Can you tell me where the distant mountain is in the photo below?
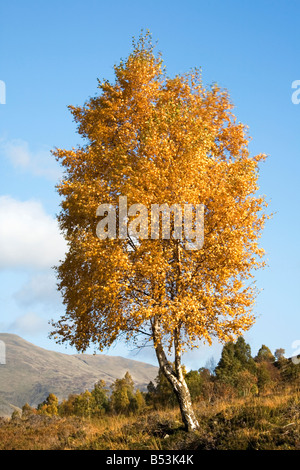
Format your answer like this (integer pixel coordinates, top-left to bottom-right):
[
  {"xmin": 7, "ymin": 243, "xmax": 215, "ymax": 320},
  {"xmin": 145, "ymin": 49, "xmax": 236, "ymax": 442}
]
[{"xmin": 0, "ymin": 333, "xmax": 158, "ymax": 417}]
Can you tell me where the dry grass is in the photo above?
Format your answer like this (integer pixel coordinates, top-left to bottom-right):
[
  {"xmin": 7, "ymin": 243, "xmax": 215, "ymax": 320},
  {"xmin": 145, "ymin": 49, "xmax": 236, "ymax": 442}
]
[{"xmin": 1, "ymin": 391, "xmax": 300, "ymax": 450}]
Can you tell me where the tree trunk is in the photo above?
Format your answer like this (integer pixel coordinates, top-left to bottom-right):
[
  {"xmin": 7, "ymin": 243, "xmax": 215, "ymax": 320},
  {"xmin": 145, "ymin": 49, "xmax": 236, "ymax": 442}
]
[
  {"xmin": 151, "ymin": 318, "xmax": 199, "ymax": 432},
  {"xmin": 171, "ymin": 373, "xmax": 199, "ymax": 432}
]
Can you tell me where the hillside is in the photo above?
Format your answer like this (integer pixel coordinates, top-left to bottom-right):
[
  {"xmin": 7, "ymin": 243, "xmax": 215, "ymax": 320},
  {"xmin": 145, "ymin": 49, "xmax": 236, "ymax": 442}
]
[{"xmin": 0, "ymin": 333, "xmax": 158, "ymax": 417}]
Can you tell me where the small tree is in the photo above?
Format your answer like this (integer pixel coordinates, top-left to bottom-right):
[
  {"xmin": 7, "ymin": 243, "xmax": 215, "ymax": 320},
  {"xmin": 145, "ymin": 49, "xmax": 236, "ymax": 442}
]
[
  {"xmin": 50, "ymin": 32, "xmax": 269, "ymax": 431},
  {"xmin": 134, "ymin": 389, "xmax": 146, "ymax": 412},
  {"xmin": 185, "ymin": 370, "xmax": 203, "ymax": 401},
  {"xmin": 74, "ymin": 390, "xmax": 95, "ymax": 418},
  {"xmin": 21, "ymin": 403, "xmax": 35, "ymax": 418},
  {"xmin": 110, "ymin": 371, "xmax": 137, "ymax": 414},
  {"xmin": 148, "ymin": 368, "xmax": 178, "ymax": 408},
  {"xmin": 234, "ymin": 337, "xmax": 257, "ymax": 374},
  {"xmin": 199, "ymin": 369, "xmax": 215, "ymax": 402},
  {"xmin": 112, "ymin": 386, "xmax": 130, "ymax": 414},
  {"xmin": 91, "ymin": 380, "xmax": 109, "ymax": 415},
  {"xmin": 215, "ymin": 341, "xmax": 241, "ymax": 386},
  {"xmin": 275, "ymin": 348, "xmax": 286, "ymax": 362},
  {"xmin": 11, "ymin": 409, "xmax": 21, "ymax": 420},
  {"xmin": 215, "ymin": 337, "xmax": 257, "ymax": 394},
  {"xmin": 235, "ymin": 370, "xmax": 258, "ymax": 397},
  {"xmin": 58, "ymin": 394, "xmax": 77, "ymax": 417},
  {"xmin": 38, "ymin": 393, "xmax": 59, "ymax": 416},
  {"xmin": 257, "ymin": 362, "xmax": 273, "ymax": 394},
  {"xmin": 255, "ymin": 345, "xmax": 275, "ymax": 363}
]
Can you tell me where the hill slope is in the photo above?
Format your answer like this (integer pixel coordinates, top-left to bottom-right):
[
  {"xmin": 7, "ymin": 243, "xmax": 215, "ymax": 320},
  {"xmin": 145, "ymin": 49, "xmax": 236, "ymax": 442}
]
[{"xmin": 0, "ymin": 333, "xmax": 158, "ymax": 417}]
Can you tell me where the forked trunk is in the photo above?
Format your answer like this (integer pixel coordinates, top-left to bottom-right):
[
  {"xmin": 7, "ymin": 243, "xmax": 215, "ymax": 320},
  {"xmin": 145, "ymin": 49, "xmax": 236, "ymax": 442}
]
[{"xmin": 152, "ymin": 319, "xmax": 199, "ymax": 432}]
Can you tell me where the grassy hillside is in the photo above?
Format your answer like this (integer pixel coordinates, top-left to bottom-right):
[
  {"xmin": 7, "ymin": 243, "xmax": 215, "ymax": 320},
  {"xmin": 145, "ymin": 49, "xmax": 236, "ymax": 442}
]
[
  {"xmin": 1, "ymin": 392, "xmax": 300, "ymax": 450},
  {"xmin": 0, "ymin": 333, "xmax": 157, "ymax": 415}
]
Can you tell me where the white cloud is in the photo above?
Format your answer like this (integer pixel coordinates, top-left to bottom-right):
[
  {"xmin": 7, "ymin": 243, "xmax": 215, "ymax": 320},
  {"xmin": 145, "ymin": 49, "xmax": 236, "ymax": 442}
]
[
  {"xmin": 0, "ymin": 195, "xmax": 67, "ymax": 270},
  {"xmin": 0, "ymin": 138, "xmax": 62, "ymax": 181},
  {"xmin": 8, "ymin": 312, "xmax": 48, "ymax": 336},
  {"xmin": 14, "ymin": 271, "xmax": 62, "ymax": 308}
]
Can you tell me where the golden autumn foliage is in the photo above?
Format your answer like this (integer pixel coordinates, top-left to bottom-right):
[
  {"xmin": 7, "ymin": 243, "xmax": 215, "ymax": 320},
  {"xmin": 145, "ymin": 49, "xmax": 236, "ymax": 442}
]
[
  {"xmin": 51, "ymin": 33, "xmax": 267, "ymax": 350},
  {"xmin": 50, "ymin": 32, "xmax": 269, "ymax": 431}
]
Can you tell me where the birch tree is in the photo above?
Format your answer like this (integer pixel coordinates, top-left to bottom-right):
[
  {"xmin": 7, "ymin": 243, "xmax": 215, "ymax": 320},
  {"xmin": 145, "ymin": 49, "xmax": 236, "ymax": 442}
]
[{"xmin": 51, "ymin": 32, "xmax": 269, "ymax": 431}]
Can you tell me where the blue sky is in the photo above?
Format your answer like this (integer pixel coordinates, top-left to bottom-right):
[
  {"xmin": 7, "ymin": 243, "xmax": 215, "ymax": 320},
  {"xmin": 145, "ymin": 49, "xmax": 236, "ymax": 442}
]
[{"xmin": 0, "ymin": 0, "xmax": 299, "ymax": 369}]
